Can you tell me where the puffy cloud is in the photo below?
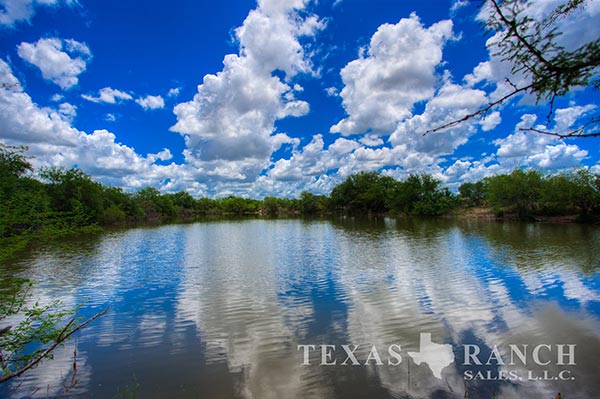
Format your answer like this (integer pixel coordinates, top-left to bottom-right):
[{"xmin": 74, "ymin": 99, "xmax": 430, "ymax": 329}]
[
  {"xmin": 526, "ymin": 143, "xmax": 588, "ymax": 169},
  {"xmin": 136, "ymin": 94, "xmax": 165, "ymax": 110},
  {"xmin": 444, "ymin": 159, "xmax": 475, "ymax": 181},
  {"xmin": 267, "ymin": 134, "xmax": 378, "ymax": 186},
  {"xmin": 279, "ymin": 99, "xmax": 309, "ymax": 118},
  {"xmin": 359, "ymin": 134, "xmax": 384, "ymax": 147},
  {"xmin": 463, "ymin": 60, "xmax": 495, "ymax": 88},
  {"xmin": 330, "ymin": 13, "xmax": 454, "ymax": 136},
  {"xmin": 57, "ymin": 102, "xmax": 76, "ymax": 121},
  {"xmin": 495, "ymin": 115, "xmax": 552, "ymax": 158},
  {"xmin": 460, "ymin": 0, "xmax": 600, "ymax": 146},
  {"xmin": 5, "ymin": 1, "xmax": 329, "ymax": 198},
  {"xmin": 442, "ymin": 157, "xmax": 502, "ymax": 185},
  {"xmin": 390, "ymin": 81, "xmax": 487, "ymax": 155},
  {"xmin": 494, "ymin": 134, "xmax": 588, "ymax": 171},
  {"xmin": 171, "ymin": 0, "xmax": 322, "ymax": 174},
  {"xmin": 4, "ymin": 1, "xmax": 597, "ymax": 199},
  {"xmin": 85, "ymin": 89, "xmax": 166, "ymax": 110},
  {"xmin": 147, "ymin": 148, "xmax": 173, "ymax": 163},
  {"xmin": 17, "ymin": 37, "xmax": 91, "ymax": 89},
  {"xmin": 266, "ymin": 133, "xmax": 444, "ymax": 192},
  {"xmin": 234, "ymin": 0, "xmax": 323, "ymax": 78},
  {"xmin": 167, "ymin": 87, "xmax": 181, "ymax": 97},
  {"xmin": 494, "ymin": 111, "xmax": 591, "ymax": 169},
  {"xmin": 0, "ymin": 0, "xmax": 75, "ymax": 27},
  {"xmin": 328, "ymin": 137, "xmax": 360, "ymax": 155},
  {"xmin": 450, "ymin": 0, "xmax": 469, "ymax": 13},
  {"xmin": 266, "ymin": 78, "xmax": 503, "ymax": 194},
  {"xmin": 82, "ymin": 87, "xmax": 133, "ymax": 104},
  {"xmin": 494, "ymin": 116, "xmax": 588, "ymax": 170},
  {"xmin": 0, "ymin": 0, "xmax": 38, "ymax": 26},
  {"xmin": 324, "ymin": 86, "xmax": 338, "ymax": 97},
  {"xmin": 0, "ymin": 58, "xmax": 186, "ymax": 190},
  {"xmin": 479, "ymin": 110, "xmax": 501, "ymax": 131},
  {"xmin": 0, "ymin": 59, "xmax": 79, "ymax": 146},
  {"xmin": 445, "ymin": 110, "xmax": 591, "ymax": 182},
  {"xmin": 269, "ymin": 135, "xmax": 338, "ymax": 182},
  {"xmin": 553, "ymin": 104, "xmax": 597, "ymax": 133}
]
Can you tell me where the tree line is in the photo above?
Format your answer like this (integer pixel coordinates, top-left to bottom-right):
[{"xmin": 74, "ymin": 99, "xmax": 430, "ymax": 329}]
[
  {"xmin": 327, "ymin": 168, "xmax": 600, "ymax": 222},
  {"xmin": 1, "ymin": 144, "xmax": 599, "ymax": 257}
]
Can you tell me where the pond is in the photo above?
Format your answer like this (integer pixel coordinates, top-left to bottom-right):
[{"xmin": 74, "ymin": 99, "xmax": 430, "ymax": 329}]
[{"xmin": 1, "ymin": 218, "xmax": 599, "ymax": 398}]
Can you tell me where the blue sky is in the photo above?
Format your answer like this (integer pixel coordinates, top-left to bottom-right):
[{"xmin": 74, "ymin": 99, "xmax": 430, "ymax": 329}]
[{"xmin": 1, "ymin": 0, "xmax": 599, "ymax": 198}]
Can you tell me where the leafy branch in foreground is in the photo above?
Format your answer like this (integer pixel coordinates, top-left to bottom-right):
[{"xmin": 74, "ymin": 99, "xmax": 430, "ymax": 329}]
[
  {"xmin": 427, "ymin": 0, "xmax": 600, "ymax": 138},
  {"xmin": 0, "ymin": 278, "xmax": 108, "ymax": 384}
]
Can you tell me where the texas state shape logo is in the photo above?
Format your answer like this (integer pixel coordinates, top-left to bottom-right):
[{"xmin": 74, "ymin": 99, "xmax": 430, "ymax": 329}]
[{"xmin": 407, "ymin": 333, "xmax": 455, "ymax": 379}]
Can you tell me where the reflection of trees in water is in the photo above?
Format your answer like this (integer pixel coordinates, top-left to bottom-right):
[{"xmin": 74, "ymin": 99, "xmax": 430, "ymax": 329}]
[
  {"xmin": 329, "ymin": 217, "xmax": 600, "ymax": 398},
  {"xmin": 3, "ymin": 219, "xmax": 600, "ymax": 398},
  {"xmin": 455, "ymin": 220, "xmax": 600, "ymax": 274}
]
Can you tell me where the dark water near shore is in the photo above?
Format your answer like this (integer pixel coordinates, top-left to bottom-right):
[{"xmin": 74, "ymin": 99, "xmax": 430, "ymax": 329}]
[{"xmin": 1, "ymin": 218, "xmax": 600, "ymax": 398}]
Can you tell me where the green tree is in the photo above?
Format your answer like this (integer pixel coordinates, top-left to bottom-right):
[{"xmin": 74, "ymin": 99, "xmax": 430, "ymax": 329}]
[
  {"xmin": 485, "ymin": 169, "xmax": 544, "ymax": 220},
  {"xmin": 569, "ymin": 169, "xmax": 600, "ymax": 219},
  {"xmin": 539, "ymin": 173, "xmax": 576, "ymax": 215},
  {"xmin": 394, "ymin": 174, "xmax": 458, "ymax": 216},
  {"xmin": 459, "ymin": 181, "xmax": 487, "ymax": 207},
  {"xmin": 0, "ymin": 144, "xmax": 32, "ymax": 179},
  {"xmin": 330, "ymin": 171, "xmax": 396, "ymax": 213},
  {"xmin": 164, "ymin": 191, "xmax": 196, "ymax": 219},
  {"xmin": 0, "ymin": 145, "xmax": 50, "ymax": 239},
  {"xmin": 429, "ymin": 0, "xmax": 600, "ymax": 138},
  {"xmin": 100, "ymin": 186, "xmax": 143, "ymax": 224},
  {"xmin": 195, "ymin": 197, "xmax": 221, "ymax": 215},
  {"xmin": 298, "ymin": 191, "xmax": 328, "ymax": 215},
  {"xmin": 40, "ymin": 167, "xmax": 105, "ymax": 225},
  {"xmin": 169, "ymin": 191, "xmax": 195, "ymax": 210},
  {"xmin": 220, "ymin": 196, "xmax": 259, "ymax": 215},
  {"xmin": 133, "ymin": 187, "xmax": 176, "ymax": 219},
  {"xmin": 262, "ymin": 196, "xmax": 283, "ymax": 216}
]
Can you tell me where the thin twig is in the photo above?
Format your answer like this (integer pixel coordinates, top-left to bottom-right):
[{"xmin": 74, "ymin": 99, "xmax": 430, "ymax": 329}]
[
  {"xmin": 519, "ymin": 117, "xmax": 600, "ymax": 138},
  {"xmin": 424, "ymin": 83, "xmax": 533, "ymax": 135},
  {"xmin": 490, "ymin": 0, "xmax": 553, "ymax": 69},
  {"xmin": 520, "ymin": 127, "xmax": 600, "ymax": 138},
  {"xmin": 0, "ymin": 307, "xmax": 109, "ymax": 384}
]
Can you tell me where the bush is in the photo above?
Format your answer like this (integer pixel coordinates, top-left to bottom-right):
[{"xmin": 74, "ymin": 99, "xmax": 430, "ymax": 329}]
[
  {"xmin": 484, "ymin": 169, "xmax": 543, "ymax": 220},
  {"xmin": 101, "ymin": 205, "xmax": 127, "ymax": 225},
  {"xmin": 330, "ymin": 171, "xmax": 396, "ymax": 213},
  {"xmin": 393, "ymin": 174, "xmax": 458, "ymax": 216},
  {"xmin": 484, "ymin": 169, "xmax": 600, "ymax": 220},
  {"xmin": 459, "ymin": 181, "xmax": 486, "ymax": 207}
]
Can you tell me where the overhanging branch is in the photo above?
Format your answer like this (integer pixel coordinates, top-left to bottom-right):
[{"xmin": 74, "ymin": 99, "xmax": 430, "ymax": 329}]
[
  {"xmin": 424, "ymin": 83, "xmax": 532, "ymax": 135},
  {"xmin": 519, "ymin": 117, "xmax": 600, "ymax": 138},
  {"xmin": 0, "ymin": 306, "xmax": 109, "ymax": 385}
]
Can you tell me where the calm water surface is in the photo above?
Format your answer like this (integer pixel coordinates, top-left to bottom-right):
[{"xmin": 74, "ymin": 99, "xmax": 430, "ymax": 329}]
[{"xmin": 1, "ymin": 218, "xmax": 599, "ymax": 398}]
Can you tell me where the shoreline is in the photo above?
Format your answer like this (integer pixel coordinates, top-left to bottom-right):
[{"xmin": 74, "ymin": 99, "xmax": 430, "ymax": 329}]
[{"xmin": 2, "ymin": 209, "xmax": 597, "ymax": 263}]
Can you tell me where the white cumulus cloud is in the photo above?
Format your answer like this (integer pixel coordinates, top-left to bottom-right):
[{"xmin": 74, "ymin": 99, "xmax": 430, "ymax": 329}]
[
  {"xmin": 390, "ymin": 80, "xmax": 487, "ymax": 155},
  {"xmin": 171, "ymin": 0, "xmax": 323, "ymax": 180},
  {"xmin": 136, "ymin": 94, "xmax": 165, "ymax": 110},
  {"xmin": 0, "ymin": 58, "xmax": 187, "ymax": 191},
  {"xmin": 167, "ymin": 87, "xmax": 181, "ymax": 97},
  {"xmin": 330, "ymin": 13, "xmax": 454, "ymax": 136},
  {"xmin": 82, "ymin": 87, "xmax": 133, "ymax": 104},
  {"xmin": 0, "ymin": 0, "xmax": 76, "ymax": 27},
  {"xmin": 17, "ymin": 37, "xmax": 91, "ymax": 89}
]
